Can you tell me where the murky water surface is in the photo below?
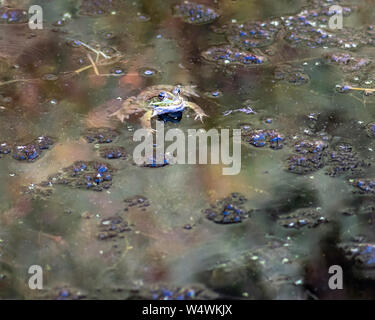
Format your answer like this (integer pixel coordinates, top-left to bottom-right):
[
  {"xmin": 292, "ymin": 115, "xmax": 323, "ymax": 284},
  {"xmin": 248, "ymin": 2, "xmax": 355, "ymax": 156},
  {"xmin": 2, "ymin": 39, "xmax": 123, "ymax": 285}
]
[{"xmin": 1, "ymin": 0, "xmax": 375, "ymax": 299}]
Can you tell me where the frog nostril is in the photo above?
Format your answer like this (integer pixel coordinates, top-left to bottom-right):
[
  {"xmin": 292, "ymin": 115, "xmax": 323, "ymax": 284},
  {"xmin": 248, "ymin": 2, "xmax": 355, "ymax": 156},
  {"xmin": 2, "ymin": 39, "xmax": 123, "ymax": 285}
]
[{"xmin": 173, "ymin": 87, "xmax": 181, "ymax": 95}]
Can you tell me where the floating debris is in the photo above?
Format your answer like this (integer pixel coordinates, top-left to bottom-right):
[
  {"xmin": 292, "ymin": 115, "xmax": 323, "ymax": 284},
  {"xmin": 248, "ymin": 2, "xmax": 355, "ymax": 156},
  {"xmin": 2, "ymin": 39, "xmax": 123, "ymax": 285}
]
[
  {"xmin": 283, "ymin": 5, "xmax": 368, "ymax": 50},
  {"xmin": 22, "ymin": 180, "xmax": 54, "ymax": 200},
  {"xmin": 130, "ymin": 284, "xmax": 218, "ymax": 300},
  {"xmin": 324, "ymin": 52, "xmax": 371, "ymax": 73},
  {"xmin": 338, "ymin": 241, "xmax": 375, "ymax": 278},
  {"xmin": 286, "ymin": 139, "xmax": 328, "ymax": 174},
  {"xmin": 277, "ymin": 208, "xmax": 329, "ymax": 229},
  {"xmin": 84, "ymin": 127, "xmax": 119, "ymax": 144},
  {"xmin": 98, "ymin": 215, "xmax": 131, "ymax": 240},
  {"xmin": 13, "ymin": 145, "xmax": 39, "ymax": 161},
  {"xmin": 0, "ymin": 142, "xmax": 11, "ymax": 157},
  {"xmin": 224, "ymin": 19, "xmax": 282, "ymax": 49},
  {"xmin": 64, "ymin": 39, "xmax": 125, "ymax": 77},
  {"xmin": 211, "ymin": 4, "xmax": 373, "ymax": 52},
  {"xmin": 99, "ymin": 146, "xmax": 126, "ymax": 160},
  {"xmin": 224, "ymin": 107, "xmax": 256, "ymax": 116},
  {"xmin": 203, "ymin": 192, "xmax": 252, "ymax": 224},
  {"xmin": 11, "ymin": 136, "xmax": 54, "ymax": 162},
  {"xmin": 242, "ymin": 128, "xmax": 284, "ymax": 149},
  {"xmin": 352, "ymin": 178, "xmax": 375, "ymax": 194},
  {"xmin": 202, "ymin": 46, "xmax": 267, "ymax": 66},
  {"xmin": 340, "ymin": 203, "xmax": 375, "ymax": 217},
  {"xmin": 172, "ymin": 2, "xmax": 219, "ymax": 25},
  {"xmin": 0, "ymin": 7, "xmax": 28, "ymax": 24},
  {"xmin": 49, "ymin": 161, "xmax": 114, "ymax": 191},
  {"xmin": 325, "ymin": 142, "xmax": 370, "ymax": 177},
  {"xmin": 286, "ymin": 138, "xmax": 370, "ymax": 177},
  {"xmin": 124, "ymin": 195, "xmax": 150, "ymax": 211},
  {"xmin": 274, "ymin": 65, "xmax": 310, "ymax": 86},
  {"xmin": 43, "ymin": 286, "xmax": 87, "ymax": 300},
  {"xmin": 78, "ymin": 0, "xmax": 122, "ymax": 16}
]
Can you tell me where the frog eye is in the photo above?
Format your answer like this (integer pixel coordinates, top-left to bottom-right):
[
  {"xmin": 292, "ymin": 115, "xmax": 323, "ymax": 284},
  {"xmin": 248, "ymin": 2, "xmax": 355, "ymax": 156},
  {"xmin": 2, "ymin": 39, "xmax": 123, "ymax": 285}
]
[{"xmin": 158, "ymin": 91, "xmax": 167, "ymax": 100}]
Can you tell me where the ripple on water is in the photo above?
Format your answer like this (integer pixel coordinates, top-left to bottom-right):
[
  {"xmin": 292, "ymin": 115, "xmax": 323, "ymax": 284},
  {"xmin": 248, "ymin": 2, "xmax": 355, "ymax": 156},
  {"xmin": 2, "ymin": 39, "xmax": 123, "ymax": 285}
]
[{"xmin": 137, "ymin": 67, "xmax": 159, "ymax": 78}]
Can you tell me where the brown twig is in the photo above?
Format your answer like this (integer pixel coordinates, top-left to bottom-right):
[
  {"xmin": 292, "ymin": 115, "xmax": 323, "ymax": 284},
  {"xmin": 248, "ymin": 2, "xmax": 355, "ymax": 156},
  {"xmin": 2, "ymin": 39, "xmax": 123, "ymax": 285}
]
[
  {"xmin": 87, "ymin": 53, "xmax": 99, "ymax": 75},
  {"xmin": 349, "ymin": 87, "xmax": 375, "ymax": 92},
  {"xmin": 64, "ymin": 54, "xmax": 126, "ymax": 77},
  {"xmin": 0, "ymin": 78, "xmax": 40, "ymax": 87}
]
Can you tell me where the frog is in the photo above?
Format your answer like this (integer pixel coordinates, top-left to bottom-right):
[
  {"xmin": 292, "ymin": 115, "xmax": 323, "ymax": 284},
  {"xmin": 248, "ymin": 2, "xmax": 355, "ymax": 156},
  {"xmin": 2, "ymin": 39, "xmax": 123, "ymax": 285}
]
[{"xmin": 109, "ymin": 85, "xmax": 208, "ymax": 132}]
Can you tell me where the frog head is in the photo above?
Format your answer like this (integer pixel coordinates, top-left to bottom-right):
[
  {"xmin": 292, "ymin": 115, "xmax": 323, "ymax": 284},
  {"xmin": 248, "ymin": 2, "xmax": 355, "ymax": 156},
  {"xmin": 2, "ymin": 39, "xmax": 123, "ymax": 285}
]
[{"xmin": 151, "ymin": 89, "xmax": 185, "ymax": 116}]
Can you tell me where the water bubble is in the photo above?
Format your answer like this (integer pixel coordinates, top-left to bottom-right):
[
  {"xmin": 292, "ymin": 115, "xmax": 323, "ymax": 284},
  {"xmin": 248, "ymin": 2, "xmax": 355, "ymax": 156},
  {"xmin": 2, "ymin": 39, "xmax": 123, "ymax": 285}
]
[
  {"xmin": 144, "ymin": 70, "xmax": 154, "ymax": 76},
  {"xmin": 52, "ymin": 19, "xmax": 67, "ymax": 27},
  {"xmin": 102, "ymin": 31, "xmax": 116, "ymax": 39},
  {"xmin": 138, "ymin": 67, "xmax": 159, "ymax": 77},
  {"xmin": 137, "ymin": 13, "xmax": 151, "ymax": 22},
  {"xmin": 204, "ymin": 90, "xmax": 222, "ymax": 98},
  {"xmin": 111, "ymin": 67, "xmax": 125, "ymax": 75},
  {"xmin": 66, "ymin": 39, "xmax": 82, "ymax": 48}
]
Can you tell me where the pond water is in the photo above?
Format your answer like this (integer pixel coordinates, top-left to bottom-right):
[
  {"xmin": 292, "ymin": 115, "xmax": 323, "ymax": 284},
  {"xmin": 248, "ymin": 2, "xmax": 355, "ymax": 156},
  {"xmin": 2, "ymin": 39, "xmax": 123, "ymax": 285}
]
[{"xmin": 1, "ymin": 0, "xmax": 375, "ymax": 299}]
